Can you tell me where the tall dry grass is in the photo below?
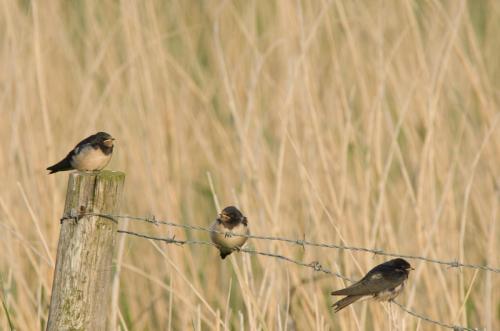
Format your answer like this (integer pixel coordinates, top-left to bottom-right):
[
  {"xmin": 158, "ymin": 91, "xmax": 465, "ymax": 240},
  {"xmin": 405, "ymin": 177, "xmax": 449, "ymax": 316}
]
[{"xmin": 0, "ymin": 0, "xmax": 499, "ymax": 330}]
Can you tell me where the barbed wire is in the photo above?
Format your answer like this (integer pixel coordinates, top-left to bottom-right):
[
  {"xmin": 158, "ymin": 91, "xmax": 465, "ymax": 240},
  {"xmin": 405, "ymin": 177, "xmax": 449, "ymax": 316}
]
[
  {"xmin": 392, "ymin": 302, "xmax": 479, "ymax": 331},
  {"xmin": 117, "ymin": 230, "xmax": 351, "ymax": 281},
  {"xmin": 116, "ymin": 229, "xmax": 480, "ymax": 331},
  {"xmin": 74, "ymin": 212, "xmax": 500, "ymax": 274}
]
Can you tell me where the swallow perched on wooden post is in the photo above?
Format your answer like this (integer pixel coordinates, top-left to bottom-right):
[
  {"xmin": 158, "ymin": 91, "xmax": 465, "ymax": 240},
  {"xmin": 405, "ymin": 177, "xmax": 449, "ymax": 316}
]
[
  {"xmin": 47, "ymin": 132, "xmax": 115, "ymax": 174},
  {"xmin": 210, "ymin": 206, "xmax": 249, "ymax": 259},
  {"xmin": 331, "ymin": 258, "xmax": 413, "ymax": 312}
]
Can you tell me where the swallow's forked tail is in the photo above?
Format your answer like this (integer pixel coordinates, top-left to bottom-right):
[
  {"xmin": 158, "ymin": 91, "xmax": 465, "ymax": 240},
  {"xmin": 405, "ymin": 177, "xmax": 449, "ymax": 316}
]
[
  {"xmin": 331, "ymin": 295, "xmax": 363, "ymax": 313},
  {"xmin": 47, "ymin": 157, "xmax": 72, "ymax": 174}
]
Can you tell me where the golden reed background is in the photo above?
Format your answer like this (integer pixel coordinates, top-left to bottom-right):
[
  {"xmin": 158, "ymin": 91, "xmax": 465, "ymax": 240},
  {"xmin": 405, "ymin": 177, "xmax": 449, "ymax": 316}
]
[{"xmin": 0, "ymin": 1, "xmax": 499, "ymax": 330}]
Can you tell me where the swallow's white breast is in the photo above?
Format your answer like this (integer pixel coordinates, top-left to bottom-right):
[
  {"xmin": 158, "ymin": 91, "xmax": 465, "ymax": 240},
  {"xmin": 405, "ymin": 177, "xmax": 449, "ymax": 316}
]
[
  {"xmin": 373, "ymin": 280, "xmax": 406, "ymax": 302},
  {"xmin": 71, "ymin": 146, "xmax": 112, "ymax": 171},
  {"xmin": 209, "ymin": 221, "xmax": 249, "ymax": 253}
]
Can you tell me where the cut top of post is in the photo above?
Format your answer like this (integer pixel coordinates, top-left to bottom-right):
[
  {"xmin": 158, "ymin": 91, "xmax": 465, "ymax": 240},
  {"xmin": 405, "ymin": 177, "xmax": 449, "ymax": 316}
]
[{"xmin": 63, "ymin": 170, "xmax": 125, "ymax": 220}]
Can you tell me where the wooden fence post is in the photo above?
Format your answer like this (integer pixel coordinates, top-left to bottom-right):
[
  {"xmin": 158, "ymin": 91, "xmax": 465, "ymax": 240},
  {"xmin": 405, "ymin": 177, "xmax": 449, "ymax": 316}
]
[{"xmin": 47, "ymin": 170, "xmax": 125, "ymax": 331}]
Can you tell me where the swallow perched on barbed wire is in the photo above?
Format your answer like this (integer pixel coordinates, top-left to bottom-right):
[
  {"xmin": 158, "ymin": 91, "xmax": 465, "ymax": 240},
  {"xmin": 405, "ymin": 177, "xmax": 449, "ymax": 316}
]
[
  {"xmin": 47, "ymin": 132, "xmax": 115, "ymax": 174},
  {"xmin": 210, "ymin": 206, "xmax": 249, "ymax": 259},
  {"xmin": 331, "ymin": 258, "xmax": 413, "ymax": 312}
]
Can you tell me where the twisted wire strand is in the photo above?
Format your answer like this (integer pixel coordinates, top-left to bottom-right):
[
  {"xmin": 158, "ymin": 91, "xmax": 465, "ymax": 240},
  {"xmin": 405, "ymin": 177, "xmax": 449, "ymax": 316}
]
[
  {"xmin": 117, "ymin": 230, "xmax": 350, "ymax": 281},
  {"xmin": 118, "ymin": 229, "xmax": 480, "ymax": 331},
  {"xmin": 75, "ymin": 212, "xmax": 500, "ymax": 274},
  {"xmin": 392, "ymin": 302, "xmax": 479, "ymax": 331}
]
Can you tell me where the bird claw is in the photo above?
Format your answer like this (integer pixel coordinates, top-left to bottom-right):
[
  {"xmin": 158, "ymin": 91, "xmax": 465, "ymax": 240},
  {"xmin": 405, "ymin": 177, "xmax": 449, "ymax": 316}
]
[{"xmin": 224, "ymin": 231, "xmax": 233, "ymax": 238}]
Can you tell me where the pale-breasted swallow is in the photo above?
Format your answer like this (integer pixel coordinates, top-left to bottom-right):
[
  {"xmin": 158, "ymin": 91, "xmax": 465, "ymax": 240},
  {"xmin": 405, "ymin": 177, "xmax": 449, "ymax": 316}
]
[
  {"xmin": 47, "ymin": 132, "xmax": 115, "ymax": 174},
  {"xmin": 210, "ymin": 206, "xmax": 249, "ymax": 259},
  {"xmin": 331, "ymin": 258, "xmax": 413, "ymax": 312}
]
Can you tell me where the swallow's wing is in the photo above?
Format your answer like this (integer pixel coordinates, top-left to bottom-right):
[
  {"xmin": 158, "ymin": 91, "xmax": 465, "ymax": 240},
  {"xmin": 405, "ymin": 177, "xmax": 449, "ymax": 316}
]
[
  {"xmin": 331, "ymin": 271, "xmax": 404, "ymax": 296},
  {"xmin": 73, "ymin": 133, "xmax": 97, "ymax": 149}
]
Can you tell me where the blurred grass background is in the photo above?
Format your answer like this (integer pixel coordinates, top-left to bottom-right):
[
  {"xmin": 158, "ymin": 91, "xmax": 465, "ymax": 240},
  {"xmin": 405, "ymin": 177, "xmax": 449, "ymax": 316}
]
[{"xmin": 0, "ymin": 0, "xmax": 499, "ymax": 330}]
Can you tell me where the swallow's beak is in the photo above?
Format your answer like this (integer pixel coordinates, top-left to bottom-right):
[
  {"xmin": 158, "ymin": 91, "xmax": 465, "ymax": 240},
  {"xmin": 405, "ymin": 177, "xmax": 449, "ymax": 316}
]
[
  {"xmin": 103, "ymin": 138, "xmax": 115, "ymax": 147},
  {"xmin": 219, "ymin": 212, "xmax": 230, "ymax": 222}
]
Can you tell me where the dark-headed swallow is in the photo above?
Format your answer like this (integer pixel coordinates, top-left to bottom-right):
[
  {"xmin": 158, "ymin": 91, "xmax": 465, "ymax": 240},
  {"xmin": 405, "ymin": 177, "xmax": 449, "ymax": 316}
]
[
  {"xmin": 47, "ymin": 132, "xmax": 115, "ymax": 174},
  {"xmin": 331, "ymin": 258, "xmax": 413, "ymax": 312},
  {"xmin": 210, "ymin": 206, "xmax": 249, "ymax": 259}
]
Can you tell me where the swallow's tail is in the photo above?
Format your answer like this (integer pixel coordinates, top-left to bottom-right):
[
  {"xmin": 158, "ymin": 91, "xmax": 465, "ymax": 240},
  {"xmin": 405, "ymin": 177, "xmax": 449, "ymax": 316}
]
[
  {"xmin": 220, "ymin": 251, "xmax": 231, "ymax": 259},
  {"xmin": 47, "ymin": 157, "xmax": 72, "ymax": 174},
  {"xmin": 332, "ymin": 295, "xmax": 363, "ymax": 313}
]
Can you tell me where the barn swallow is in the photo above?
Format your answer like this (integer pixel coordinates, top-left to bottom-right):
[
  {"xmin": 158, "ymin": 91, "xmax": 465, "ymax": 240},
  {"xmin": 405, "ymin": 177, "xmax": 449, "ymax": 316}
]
[
  {"xmin": 47, "ymin": 132, "xmax": 115, "ymax": 174},
  {"xmin": 210, "ymin": 206, "xmax": 249, "ymax": 259},
  {"xmin": 331, "ymin": 258, "xmax": 413, "ymax": 312}
]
